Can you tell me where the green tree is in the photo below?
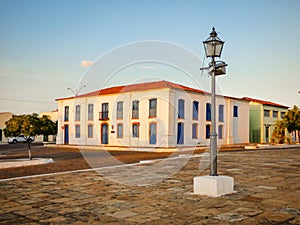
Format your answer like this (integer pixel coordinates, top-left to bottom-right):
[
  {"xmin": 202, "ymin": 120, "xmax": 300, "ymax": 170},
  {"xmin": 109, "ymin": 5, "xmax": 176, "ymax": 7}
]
[
  {"xmin": 283, "ymin": 105, "xmax": 300, "ymax": 142},
  {"xmin": 4, "ymin": 113, "xmax": 57, "ymax": 159},
  {"xmin": 4, "ymin": 113, "xmax": 57, "ymax": 137},
  {"xmin": 39, "ymin": 115, "xmax": 57, "ymax": 136},
  {"xmin": 3, "ymin": 115, "xmax": 23, "ymax": 137},
  {"xmin": 271, "ymin": 120, "xmax": 286, "ymax": 144}
]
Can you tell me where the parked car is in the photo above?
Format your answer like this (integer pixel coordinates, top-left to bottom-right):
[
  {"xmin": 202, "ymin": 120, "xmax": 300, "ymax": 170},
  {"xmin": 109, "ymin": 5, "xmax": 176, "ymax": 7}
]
[{"xmin": 7, "ymin": 135, "xmax": 35, "ymax": 144}]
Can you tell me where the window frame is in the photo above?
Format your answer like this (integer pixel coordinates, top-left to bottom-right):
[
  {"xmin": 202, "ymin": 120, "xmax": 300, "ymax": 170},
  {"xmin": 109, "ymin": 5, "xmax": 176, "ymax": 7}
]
[
  {"xmin": 233, "ymin": 105, "xmax": 238, "ymax": 117},
  {"xmin": 149, "ymin": 98, "xmax": 157, "ymax": 118},
  {"xmin": 273, "ymin": 110, "xmax": 278, "ymax": 118},
  {"xmin": 88, "ymin": 104, "xmax": 94, "ymax": 121},
  {"xmin": 218, "ymin": 125, "xmax": 223, "ymax": 139},
  {"xmin": 75, "ymin": 124, "xmax": 80, "ymax": 138},
  {"xmin": 64, "ymin": 106, "xmax": 69, "ymax": 121},
  {"xmin": 132, "ymin": 100, "xmax": 139, "ymax": 119},
  {"xmin": 264, "ymin": 109, "xmax": 270, "ymax": 117},
  {"xmin": 132, "ymin": 123, "xmax": 139, "ymax": 138},
  {"xmin": 116, "ymin": 101, "xmax": 123, "ymax": 119},
  {"xmin": 117, "ymin": 123, "xmax": 123, "ymax": 138},
  {"xmin": 192, "ymin": 101, "xmax": 199, "ymax": 120},
  {"xmin": 87, "ymin": 124, "xmax": 93, "ymax": 138},
  {"xmin": 219, "ymin": 104, "xmax": 224, "ymax": 122},
  {"xmin": 178, "ymin": 99, "xmax": 185, "ymax": 119},
  {"xmin": 192, "ymin": 123, "xmax": 198, "ymax": 139},
  {"xmin": 75, "ymin": 105, "xmax": 80, "ymax": 121},
  {"xmin": 206, "ymin": 103, "xmax": 211, "ymax": 121}
]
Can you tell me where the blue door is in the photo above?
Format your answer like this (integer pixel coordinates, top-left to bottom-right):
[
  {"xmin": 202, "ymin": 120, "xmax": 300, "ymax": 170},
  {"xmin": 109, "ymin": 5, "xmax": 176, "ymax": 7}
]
[
  {"xmin": 150, "ymin": 123, "xmax": 157, "ymax": 144},
  {"xmin": 64, "ymin": 125, "xmax": 69, "ymax": 144},
  {"xmin": 177, "ymin": 123, "xmax": 184, "ymax": 144},
  {"xmin": 101, "ymin": 123, "xmax": 109, "ymax": 144},
  {"xmin": 206, "ymin": 124, "xmax": 211, "ymax": 139}
]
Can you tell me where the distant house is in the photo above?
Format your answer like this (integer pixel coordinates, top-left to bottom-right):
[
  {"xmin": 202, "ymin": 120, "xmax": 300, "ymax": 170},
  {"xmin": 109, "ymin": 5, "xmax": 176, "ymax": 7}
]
[
  {"xmin": 0, "ymin": 112, "xmax": 13, "ymax": 142},
  {"xmin": 55, "ymin": 80, "xmax": 249, "ymax": 150},
  {"xmin": 242, "ymin": 97, "xmax": 289, "ymax": 143}
]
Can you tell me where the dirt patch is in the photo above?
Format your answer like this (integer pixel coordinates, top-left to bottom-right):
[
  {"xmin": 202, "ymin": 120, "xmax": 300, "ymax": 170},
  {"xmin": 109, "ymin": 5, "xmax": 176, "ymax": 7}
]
[{"xmin": 0, "ymin": 145, "xmax": 182, "ymax": 179}]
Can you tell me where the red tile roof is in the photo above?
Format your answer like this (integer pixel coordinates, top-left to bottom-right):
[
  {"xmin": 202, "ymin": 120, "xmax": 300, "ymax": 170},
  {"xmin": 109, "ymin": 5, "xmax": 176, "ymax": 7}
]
[
  {"xmin": 55, "ymin": 80, "xmax": 252, "ymax": 104},
  {"xmin": 56, "ymin": 80, "xmax": 209, "ymax": 101},
  {"xmin": 242, "ymin": 97, "xmax": 289, "ymax": 108}
]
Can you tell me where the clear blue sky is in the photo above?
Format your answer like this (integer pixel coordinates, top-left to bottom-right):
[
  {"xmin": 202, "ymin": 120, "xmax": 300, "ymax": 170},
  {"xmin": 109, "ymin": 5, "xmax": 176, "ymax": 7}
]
[{"xmin": 1, "ymin": 0, "xmax": 299, "ymax": 114}]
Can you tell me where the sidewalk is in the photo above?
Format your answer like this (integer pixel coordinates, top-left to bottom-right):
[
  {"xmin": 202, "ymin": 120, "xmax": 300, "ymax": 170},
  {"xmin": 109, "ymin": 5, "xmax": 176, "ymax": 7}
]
[
  {"xmin": 0, "ymin": 148, "xmax": 299, "ymax": 224},
  {"xmin": 0, "ymin": 158, "xmax": 53, "ymax": 169}
]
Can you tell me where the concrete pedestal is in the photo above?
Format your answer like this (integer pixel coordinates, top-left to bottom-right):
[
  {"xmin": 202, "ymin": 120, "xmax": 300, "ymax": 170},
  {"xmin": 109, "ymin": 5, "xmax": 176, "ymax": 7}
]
[{"xmin": 193, "ymin": 175, "xmax": 234, "ymax": 197}]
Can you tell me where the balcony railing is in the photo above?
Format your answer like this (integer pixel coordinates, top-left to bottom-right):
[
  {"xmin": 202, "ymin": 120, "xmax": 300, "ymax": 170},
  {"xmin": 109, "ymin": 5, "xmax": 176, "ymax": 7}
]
[{"xmin": 99, "ymin": 111, "xmax": 109, "ymax": 120}]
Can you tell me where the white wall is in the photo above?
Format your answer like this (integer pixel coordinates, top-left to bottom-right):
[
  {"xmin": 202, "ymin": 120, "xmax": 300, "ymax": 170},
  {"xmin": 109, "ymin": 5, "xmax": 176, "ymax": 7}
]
[{"xmin": 56, "ymin": 88, "xmax": 249, "ymax": 148}]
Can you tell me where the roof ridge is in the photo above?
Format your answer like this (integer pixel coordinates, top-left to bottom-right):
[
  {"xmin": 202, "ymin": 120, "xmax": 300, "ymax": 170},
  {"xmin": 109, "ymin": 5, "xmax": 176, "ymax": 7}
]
[{"xmin": 242, "ymin": 97, "xmax": 289, "ymax": 108}]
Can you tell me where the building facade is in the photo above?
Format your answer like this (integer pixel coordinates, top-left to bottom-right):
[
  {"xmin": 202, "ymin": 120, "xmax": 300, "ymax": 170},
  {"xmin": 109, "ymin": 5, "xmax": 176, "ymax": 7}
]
[
  {"xmin": 243, "ymin": 97, "xmax": 289, "ymax": 143},
  {"xmin": 56, "ymin": 81, "xmax": 249, "ymax": 150},
  {"xmin": 0, "ymin": 112, "xmax": 13, "ymax": 142}
]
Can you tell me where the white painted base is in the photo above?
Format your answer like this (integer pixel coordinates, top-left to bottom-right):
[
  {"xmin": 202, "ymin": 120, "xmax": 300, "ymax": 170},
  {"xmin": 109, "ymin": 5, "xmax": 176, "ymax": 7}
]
[{"xmin": 193, "ymin": 175, "xmax": 234, "ymax": 197}]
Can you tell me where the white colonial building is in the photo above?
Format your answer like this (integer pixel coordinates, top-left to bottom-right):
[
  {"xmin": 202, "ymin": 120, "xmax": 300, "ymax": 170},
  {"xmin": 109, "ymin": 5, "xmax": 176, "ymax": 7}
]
[{"xmin": 56, "ymin": 80, "xmax": 249, "ymax": 150}]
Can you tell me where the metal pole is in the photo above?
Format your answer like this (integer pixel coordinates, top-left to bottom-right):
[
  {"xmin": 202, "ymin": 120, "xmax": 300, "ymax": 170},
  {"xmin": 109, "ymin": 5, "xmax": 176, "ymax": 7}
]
[{"xmin": 210, "ymin": 57, "xmax": 218, "ymax": 176}]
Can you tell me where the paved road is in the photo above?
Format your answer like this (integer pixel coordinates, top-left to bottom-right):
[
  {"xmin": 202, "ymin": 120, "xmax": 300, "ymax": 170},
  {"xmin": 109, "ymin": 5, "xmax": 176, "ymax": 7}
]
[
  {"xmin": 0, "ymin": 147, "xmax": 299, "ymax": 224},
  {"xmin": 0, "ymin": 142, "xmax": 43, "ymax": 155}
]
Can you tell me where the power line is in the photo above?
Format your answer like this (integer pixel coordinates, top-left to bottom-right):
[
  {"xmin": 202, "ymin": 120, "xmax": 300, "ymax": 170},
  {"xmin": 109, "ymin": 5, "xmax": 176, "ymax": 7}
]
[{"xmin": 0, "ymin": 97, "xmax": 55, "ymax": 104}]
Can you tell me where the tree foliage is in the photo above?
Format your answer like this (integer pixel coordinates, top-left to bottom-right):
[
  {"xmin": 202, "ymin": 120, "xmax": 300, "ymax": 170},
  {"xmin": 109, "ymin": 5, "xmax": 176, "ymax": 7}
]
[
  {"xmin": 272, "ymin": 105, "xmax": 300, "ymax": 143},
  {"xmin": 4, "ymin": 113, "xmax": 57, "ymax": 137},
  {"xmin": 271, "ymin": 120, "xmax": 286, "ymax": 143},
  {"xmin": 283, "ymin": 105, "xmax": 300, "ymax": 134}
]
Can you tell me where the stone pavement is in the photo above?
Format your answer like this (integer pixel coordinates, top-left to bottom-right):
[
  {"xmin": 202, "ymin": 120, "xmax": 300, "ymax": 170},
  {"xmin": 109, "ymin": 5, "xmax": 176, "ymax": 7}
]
[{"xmin": 0, "ymin": 148, "xmax": 299, "ymax": 224}]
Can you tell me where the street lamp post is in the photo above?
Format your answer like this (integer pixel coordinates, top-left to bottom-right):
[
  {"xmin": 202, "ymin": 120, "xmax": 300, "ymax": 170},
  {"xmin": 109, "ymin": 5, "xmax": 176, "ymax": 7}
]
[
  {"xmin": 194, "ymin": 27, "xmax": 233, "ymax": 197},
  {"xmin": 203, "ymin": 27, "xmax": 226, "ymax": 176},
  {"xmin": 67, "ymin": 85, "xmax": 86, "ymax": 96}
]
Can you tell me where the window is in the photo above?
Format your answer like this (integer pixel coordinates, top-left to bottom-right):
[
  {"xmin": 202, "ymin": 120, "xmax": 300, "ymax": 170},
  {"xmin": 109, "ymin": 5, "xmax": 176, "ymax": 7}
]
[
  {"xmin": 219, "ymin": 104, "xmax": 224, "ymax": 122},
  {"xmin": 88, "ymin": 104, "xmax": 94, "ymax": 121},
  {"xmin": 88, "ymin": 124, "xmax": 93, "ymax": 138},
  {"xmin": 132, "ymin": 100, "xmax": 139, "ymax": 119},
  {"xmin": 116, "ymin": 102, "xmax": 123, "ymax": 119},
  {"xmin": 206, "ymin": 124, "xmax": 211, "ymax": 139},
  {"xmin": 64, "ymin": 106, "xmax": 69, "ymax": 121},
  {"xmin": 273, "ymin": 111, "xmax": 278, "ymax": 118},
  {"xmin": 206, "ymin": 103, "xmax": 211, "ymax": 121},
  {"xmin": 280, "ymin": 112, "xmax": 286, "ymax": 118},
  {"xmin": 192, "ymin": 123, "xmax": 198, "ymax": 139},
  {"xmin": 75, "ymin": 125, "xmax": 80, "ymax": 138},
  {"xmin": 149, "ymin": 98, "xmax": 157, "ymax": 118},
  {"xmin": 193, "ymin": 101, "xmax": 199, "ymax": 120},
  {"xmin": 100, "ymin": 103, "xmax": 109, "ymax": 120},
  {"xmin": 264, "ymin": 109, "xmax": 270, "ymax": 117},
  {"xmin": 218, "ymin": 125, "xmax": 223, "ymax": 139},
  {"xmin": 233, "ymin": 106, "xmax": 238, "ymax": 117},
  {"xmin": 117, "ymin": 124, "xmax": 123, "ymax": 138},
  {"xmin": 75, "ymin": 105, "xmax": 80, "ymax": 121},
  {"xmin": 178, "ymin": 99, "xmax": 185, "ymax": 119},
  {"xmin": 132, "ymin": 123, "xmax": 139, "ymax": 137}
]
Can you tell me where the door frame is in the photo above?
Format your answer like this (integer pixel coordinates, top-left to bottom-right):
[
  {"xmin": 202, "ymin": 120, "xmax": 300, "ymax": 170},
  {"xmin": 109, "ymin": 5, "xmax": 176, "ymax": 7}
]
[
  {"xmin": 101, "ymin": 123, "xmax": 109, "ymax": 144},
  {"xmin": 149, "ymin": 123, "xmax": 157, "ymax": 144},
  {"xmin": 177, "ymin": 122, "xmax": 184, "ymax": 144},
  {"xmin": 64, "ymin": 125, "xmax": 69, "ymax": 144}
]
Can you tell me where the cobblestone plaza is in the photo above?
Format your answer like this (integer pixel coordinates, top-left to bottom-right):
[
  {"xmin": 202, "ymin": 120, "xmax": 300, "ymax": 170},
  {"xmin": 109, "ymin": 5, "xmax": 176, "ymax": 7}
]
[{"xmin": 0, "ymin": 148, "xmax": 299, "ymax": 224}]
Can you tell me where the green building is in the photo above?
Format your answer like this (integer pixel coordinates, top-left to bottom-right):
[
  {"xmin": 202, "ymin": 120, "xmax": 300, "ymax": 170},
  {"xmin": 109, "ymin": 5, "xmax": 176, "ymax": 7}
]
[{"xmin": 243, "ymin": 97, "xmax": 289, "ymax": 143}]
